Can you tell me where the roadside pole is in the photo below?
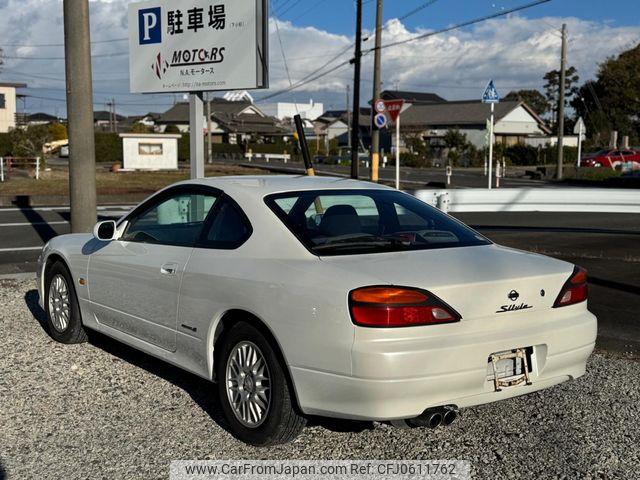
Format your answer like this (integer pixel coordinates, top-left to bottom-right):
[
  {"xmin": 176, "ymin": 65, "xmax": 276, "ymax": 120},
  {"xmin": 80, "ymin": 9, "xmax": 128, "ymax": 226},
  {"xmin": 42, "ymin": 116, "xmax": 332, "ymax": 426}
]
[
  {"xmin": 63, "ymin": 0, "xmax": 97, "ymax": 233},
  {"xmin": 190, "ymin": 93, "xmax": 205, "ymax": 179},
  {"xmin": 556, "ymin": 23, "xmax": 567, "ymax": 180},
  {"xmin": 488, "ymin": 102, "xmax": 494, "ymax": 190},
  {"xmin": 207, "ymin": 93, "xmax": 213, "ymax": 164},
  {"xmin": 395, "ymin": 114, "xmax": 400, "ymax": 189},
  {"xmin": 574, "ymin": 116, "xmax": 585, "ymax": 168},
  {"xmin": 350, "ymin": 0, "xmax": 363, "ymax": 179},
  {"xmin": 370, "ymin": 0, "xmax": 383, "ymax": 182},
  {"xmin": 482, "ymin": 80, "xmax": 500, "ymax": 190}
]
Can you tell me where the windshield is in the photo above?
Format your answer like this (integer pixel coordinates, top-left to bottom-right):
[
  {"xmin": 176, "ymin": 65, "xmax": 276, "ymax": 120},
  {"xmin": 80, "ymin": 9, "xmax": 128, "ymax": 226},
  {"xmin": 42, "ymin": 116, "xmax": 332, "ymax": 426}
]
[{"xmin": 265, "ymin": 189, "xmax": 491, "ymax": 256}]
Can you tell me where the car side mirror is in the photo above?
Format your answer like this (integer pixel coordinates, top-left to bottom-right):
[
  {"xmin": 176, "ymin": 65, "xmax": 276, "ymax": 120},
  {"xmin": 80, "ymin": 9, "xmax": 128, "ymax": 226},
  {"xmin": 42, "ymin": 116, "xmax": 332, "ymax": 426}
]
[{"xmin": 93, "ymin": 220, "xmax": 117, "ymax": 241}]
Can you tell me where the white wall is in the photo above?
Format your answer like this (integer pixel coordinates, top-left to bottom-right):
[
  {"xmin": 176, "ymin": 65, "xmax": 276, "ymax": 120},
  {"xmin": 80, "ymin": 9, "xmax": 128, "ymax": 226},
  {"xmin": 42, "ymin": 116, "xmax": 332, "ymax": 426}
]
[
  {"xmin": 494, "ymin": 106, "xmax": 546, "ymax": 135},
  {"xmin": 121, "ymin": 134, "xmax": 181, "ymax": 170},
  {"xmin": 261, "ymin": 101, "xmax": 324, "ymax": 120},
  {"xmin": 0, "ymin": 86, "xmax": 18, "ymax": 133}
]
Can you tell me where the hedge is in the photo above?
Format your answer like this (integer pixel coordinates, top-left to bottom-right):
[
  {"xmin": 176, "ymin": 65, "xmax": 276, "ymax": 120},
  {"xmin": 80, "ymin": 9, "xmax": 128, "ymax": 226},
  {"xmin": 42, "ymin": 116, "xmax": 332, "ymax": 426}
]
[
  {"xmin": 0, "ymin": 133, "xmax": 11, "ymax": 156},
  {"xmin": 94, "ymin": 133, "xmax": 123, "ymax": 163}
]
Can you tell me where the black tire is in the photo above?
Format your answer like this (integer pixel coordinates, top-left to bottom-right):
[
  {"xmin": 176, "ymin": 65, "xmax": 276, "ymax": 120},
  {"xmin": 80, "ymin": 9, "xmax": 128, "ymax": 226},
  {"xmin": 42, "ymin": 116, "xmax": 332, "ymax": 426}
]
[
  {"xmin": 44, "ymin": 261, "xmax": 88, "ymax": 344},
  {"xmin": 216, "ymin": 322, "xmax": 306, "ymax": 446}
]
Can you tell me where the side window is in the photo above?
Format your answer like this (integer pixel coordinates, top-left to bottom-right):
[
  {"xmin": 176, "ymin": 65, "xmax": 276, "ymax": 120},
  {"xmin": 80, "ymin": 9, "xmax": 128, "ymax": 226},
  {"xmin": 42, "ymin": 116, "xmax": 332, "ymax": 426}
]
[
  {"xmin": 200, "ymin": 200, "xmax": 251, "ymax": 249},
  {"xmin": 122, "ymin": 191, "xmax": 218, "ymax": 246},
  {"xmin": 0, "ymin": 94, "xmax": 5, "ymax": 109}
]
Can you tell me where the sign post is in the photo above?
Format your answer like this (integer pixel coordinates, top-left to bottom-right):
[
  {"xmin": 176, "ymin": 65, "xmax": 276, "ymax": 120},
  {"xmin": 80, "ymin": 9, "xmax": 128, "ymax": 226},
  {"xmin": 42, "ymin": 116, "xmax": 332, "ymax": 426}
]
[
  {"xmin": 128, "ymin": 0, "xmax": 268, "ymax": 179},
  {"xmin": 383, "ymin": 99, "xmax": 407, "ymax": 190},
  {"xmin": 482, "ymin": 80, "xmax": 500, "ymax": 190},
  {"xmin": 574, "ymin": 116, "xmax": 586, "ymax": 168}
]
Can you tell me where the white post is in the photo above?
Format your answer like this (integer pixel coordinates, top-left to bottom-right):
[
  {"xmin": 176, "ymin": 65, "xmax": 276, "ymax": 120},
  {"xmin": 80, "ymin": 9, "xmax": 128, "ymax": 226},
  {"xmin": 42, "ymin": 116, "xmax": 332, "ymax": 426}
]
[
  {"xmin": 577, "ymin": 122, "xmax": 583, "ymax": 168},
  {"xmin": 36, "ymin": 156, "xmax": 40, "ymax": 180},
  {"xmin": 0, "ymin": 157, "xmax": 3, "ymax": 182},
  {"xmin": 488, "ymin": 102, "xmax": 494, "ymax": 190},
  {"xmin": 495, "ymin": 161, "xmax": 500, "ymax": 188},
  {"xmin": 395, "ymin": 115, "xmax": 400, "ymax": 190},
  {"xmin": 189, "ymin": 92, "xmax": 205, "ymax": 179},
  {"xmin": 446, "ymin": 165, "xmax": 452, "ymax": 185}
]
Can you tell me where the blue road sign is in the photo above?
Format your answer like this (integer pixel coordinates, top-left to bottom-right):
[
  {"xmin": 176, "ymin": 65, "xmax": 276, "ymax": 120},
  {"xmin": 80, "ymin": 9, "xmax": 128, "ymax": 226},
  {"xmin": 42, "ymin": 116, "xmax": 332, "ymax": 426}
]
[
  {"xmin": 138, "ymin": 7, "xmax": 162, "ymax": 45},
  {"xmin": 482, "ymin": 80, "xmax": 500, "ymax": 104},
  {"xmin": 374, "ymin": 113, "xmax": 387, "ymax": 129}
]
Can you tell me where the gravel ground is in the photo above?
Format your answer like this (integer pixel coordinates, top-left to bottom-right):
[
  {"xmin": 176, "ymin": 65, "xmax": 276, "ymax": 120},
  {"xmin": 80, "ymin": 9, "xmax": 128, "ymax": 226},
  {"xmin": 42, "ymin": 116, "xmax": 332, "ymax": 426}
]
[{"xmin": 1, "ymin": 279, "xmax": 639, "ymax": 480}]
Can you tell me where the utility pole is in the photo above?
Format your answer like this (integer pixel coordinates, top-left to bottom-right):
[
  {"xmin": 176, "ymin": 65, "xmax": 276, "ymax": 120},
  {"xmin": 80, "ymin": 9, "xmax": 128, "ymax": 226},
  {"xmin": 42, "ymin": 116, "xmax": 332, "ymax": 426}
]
[
  {"xmin": 206, "ymin": 93, "xmax": 213, "ymax": 164},
  {"xmin": 346, "ymin": 85, "xmax": 351, "ymax": 149},
  {"xmin": 350, "ymin": 0, "xmax": 363, "ymax": 179},
  {"xmin": 556, "ymin": 23, "xmax": 567, "ymax": 180},
  {"xmin": 63, "ymin": 0, "xmax": 96, "ymax": 233},
  {"xmin": 370, "ymin": 0, "xmax": 383, "ymax": 182}
]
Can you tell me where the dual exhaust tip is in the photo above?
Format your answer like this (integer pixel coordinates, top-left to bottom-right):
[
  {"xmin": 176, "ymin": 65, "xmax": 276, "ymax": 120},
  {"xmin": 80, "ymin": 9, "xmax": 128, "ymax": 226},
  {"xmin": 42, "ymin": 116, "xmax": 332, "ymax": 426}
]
[{"xmin": 406, "ymin": 406, "xmax": 457, "ymax": 429}]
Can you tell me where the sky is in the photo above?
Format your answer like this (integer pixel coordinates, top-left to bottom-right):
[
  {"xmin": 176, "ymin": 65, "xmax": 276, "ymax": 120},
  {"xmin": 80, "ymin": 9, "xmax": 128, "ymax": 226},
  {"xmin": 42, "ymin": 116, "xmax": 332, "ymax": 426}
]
[{"xmin": 0, "ymin": 0, "xmax": 639, "ymax": 117}]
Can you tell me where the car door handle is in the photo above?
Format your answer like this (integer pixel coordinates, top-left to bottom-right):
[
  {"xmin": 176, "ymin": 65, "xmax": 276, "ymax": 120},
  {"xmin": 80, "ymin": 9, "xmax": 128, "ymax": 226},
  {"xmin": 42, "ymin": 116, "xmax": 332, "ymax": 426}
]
[{"xmin": 160, "ymin": 263, "xmax": 178, "ymax": 276}]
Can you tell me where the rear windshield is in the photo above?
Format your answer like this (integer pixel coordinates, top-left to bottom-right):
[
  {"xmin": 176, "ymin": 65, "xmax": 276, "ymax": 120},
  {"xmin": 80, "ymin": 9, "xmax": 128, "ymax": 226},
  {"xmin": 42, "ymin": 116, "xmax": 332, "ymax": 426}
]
[{"xmin": 265, "ymin": 189, "xmax": 491, "ymax": 256}]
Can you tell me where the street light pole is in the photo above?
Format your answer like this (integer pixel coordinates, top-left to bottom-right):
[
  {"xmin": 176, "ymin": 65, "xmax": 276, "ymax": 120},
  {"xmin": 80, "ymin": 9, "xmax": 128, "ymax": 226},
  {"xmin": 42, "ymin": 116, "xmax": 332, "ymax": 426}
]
[
  {"xmin": 63, "ymin": 0, "xmax": 96, "ymax": 233},
  {"xmin": 350, "ymin": 0, "xmax": 363, "ymax": 179}
]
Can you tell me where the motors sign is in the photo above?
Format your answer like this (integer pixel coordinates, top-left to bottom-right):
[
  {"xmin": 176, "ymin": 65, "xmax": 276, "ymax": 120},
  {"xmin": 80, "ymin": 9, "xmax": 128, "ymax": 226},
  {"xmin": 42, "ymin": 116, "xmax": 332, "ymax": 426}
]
[{"xmin": 128, "ymin": 0, "xmax": 268, "ymax": 93}]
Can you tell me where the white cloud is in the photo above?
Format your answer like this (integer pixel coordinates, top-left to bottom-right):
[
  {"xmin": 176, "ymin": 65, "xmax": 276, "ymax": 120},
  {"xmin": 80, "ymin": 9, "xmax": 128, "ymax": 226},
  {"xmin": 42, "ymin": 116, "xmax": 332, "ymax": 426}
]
[{"xmin": 0, "ymin": 1, "xmax": 638, "ymax": 115}]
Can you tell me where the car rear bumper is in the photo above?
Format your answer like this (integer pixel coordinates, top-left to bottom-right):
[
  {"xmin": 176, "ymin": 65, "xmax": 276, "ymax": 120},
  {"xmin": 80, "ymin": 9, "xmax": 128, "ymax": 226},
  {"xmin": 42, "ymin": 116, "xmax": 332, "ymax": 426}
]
[{"xmin": 290, "ymin": 307, "xmax": 596, "ymax": 420}]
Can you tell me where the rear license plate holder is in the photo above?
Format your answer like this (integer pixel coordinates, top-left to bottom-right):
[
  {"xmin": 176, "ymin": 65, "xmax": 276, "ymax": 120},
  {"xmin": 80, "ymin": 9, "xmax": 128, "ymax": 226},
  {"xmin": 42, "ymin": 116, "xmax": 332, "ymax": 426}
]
[{"xmin": 488, "ymin": 348, "xmax": 533, "ymax": 392}]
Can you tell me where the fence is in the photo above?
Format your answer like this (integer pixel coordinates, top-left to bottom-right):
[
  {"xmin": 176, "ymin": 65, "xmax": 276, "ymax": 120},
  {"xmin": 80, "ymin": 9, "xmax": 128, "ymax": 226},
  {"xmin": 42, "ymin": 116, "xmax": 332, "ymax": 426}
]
[{"xmin": 0, "ymin": 156, "xmax": 41, "ymax": 182}]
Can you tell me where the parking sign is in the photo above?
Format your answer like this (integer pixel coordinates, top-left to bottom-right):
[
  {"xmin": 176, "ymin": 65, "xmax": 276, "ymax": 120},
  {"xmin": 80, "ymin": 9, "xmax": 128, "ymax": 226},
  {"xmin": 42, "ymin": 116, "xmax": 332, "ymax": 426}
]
[{"xmin": 128, "ymin": 0, "xmax": 269, "ymax": 93}]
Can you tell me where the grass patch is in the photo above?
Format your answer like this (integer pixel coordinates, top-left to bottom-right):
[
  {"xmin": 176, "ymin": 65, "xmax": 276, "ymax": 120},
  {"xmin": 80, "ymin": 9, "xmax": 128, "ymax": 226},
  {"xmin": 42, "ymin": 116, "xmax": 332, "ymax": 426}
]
[{"xmin": 0, "ymin": 164, "xmax": 270, "ymax": 197}]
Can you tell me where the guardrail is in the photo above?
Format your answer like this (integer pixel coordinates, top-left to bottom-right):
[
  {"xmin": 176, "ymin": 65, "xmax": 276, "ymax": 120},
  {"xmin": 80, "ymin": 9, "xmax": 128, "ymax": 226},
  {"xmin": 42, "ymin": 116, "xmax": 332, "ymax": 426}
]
[
  {"xmin": 413, "ymin": 188, "xmax": 640, "ymax": 214},
  {"xmin": 244, "ymin": 152, "xmax": 291, "ymax": 163},
  {"xmin": 0, "ymin": 157, "xmax": 41, "ymax": 182}
]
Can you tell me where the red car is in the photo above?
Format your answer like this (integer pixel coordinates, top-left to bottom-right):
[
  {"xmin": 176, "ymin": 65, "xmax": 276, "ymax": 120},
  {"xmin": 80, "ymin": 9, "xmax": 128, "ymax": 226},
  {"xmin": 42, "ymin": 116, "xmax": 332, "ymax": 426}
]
[{"xmin": 581, "ymin": 149, "xmax": 640, "ymax": 168}]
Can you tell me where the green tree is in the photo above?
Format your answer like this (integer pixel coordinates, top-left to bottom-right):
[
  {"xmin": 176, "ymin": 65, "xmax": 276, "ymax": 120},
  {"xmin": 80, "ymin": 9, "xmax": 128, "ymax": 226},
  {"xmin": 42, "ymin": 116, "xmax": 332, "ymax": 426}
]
[
  {"xmin": 164, "ymin": 124, "xmax": 181, "ymax": 133},
  {"xmin": 571, "ymin": 43, "xmax": 640, "ymax": 145},
  {"xmin": 130, "ymin": 122, "xmax": 152, "ymax": 133},
  {"xmin": 9, "ymin": 125, "xmax": 51, "ymax": 157},
  {"xmin": 443, "ymin": 129, "xmax": 472, "ymax": 166},
  {"xmin": 543, "ymin": 66, "xmax": 580, "ymax": 129},
  {"xmin": 48, "ymin": 122, "xmax": 68, "ymax": 141},
  {"xmin": 504, "ymin": 89, "xmax": 549, "ymax": 116}
]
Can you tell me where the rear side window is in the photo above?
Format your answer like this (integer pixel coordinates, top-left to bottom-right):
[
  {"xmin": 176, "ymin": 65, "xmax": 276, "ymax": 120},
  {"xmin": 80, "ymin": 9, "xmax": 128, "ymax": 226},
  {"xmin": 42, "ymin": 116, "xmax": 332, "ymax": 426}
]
[
  {"xmin": 198, "ymin": 199, "xmax": 252, "ymax": 249},
  {"xmin": 266, "ymin": 189, "xmax": 490, "ymax": 256}
]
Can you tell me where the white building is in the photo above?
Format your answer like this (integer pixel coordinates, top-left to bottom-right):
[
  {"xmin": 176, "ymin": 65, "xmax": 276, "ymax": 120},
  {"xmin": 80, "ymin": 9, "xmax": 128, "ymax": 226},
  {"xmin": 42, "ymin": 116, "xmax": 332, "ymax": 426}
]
[
  {"xmin": 119, "ymin": 133, "xmax": 181, "ymax": 170},
  {"xmin": 261, "ymin": 100, "xmax": 324, "ymax": 121},
  {"xmin": 0, "ymin": 83, "xmax": 27, "ymax": 133}
]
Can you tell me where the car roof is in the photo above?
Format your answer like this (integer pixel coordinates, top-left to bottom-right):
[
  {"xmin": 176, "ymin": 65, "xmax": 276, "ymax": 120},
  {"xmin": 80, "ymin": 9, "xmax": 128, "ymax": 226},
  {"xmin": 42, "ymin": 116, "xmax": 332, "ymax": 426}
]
[{"xmin": 176, "ymin": 175, "xmax": 393, "ymax": 197}]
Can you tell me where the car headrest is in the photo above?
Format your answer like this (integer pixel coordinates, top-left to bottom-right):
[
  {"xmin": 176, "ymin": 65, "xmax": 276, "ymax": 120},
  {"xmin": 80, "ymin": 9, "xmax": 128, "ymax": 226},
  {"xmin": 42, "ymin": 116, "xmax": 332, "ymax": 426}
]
[{"xmin": 319, "ymin": 204, "xmax": 362, "ymax": 236}]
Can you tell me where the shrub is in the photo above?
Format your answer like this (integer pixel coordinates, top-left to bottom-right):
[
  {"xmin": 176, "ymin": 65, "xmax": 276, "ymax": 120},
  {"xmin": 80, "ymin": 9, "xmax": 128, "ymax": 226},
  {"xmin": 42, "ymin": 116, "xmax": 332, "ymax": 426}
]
[
  {"xmin": 504, "ymin": 144, "xmax": 539, "ymax": 166},
  {"xmin": 94, "ymin": 133, "xmax": 123, "ymax": 163},
  {"xmin": 0, "ymin": 133, "xmax": 11, "ymax": 156}
]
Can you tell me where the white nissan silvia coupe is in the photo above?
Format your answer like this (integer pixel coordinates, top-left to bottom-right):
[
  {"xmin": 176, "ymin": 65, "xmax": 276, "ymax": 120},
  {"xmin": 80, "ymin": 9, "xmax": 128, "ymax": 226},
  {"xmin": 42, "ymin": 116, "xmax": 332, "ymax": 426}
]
[{"xmin": 38, "ymin": 176, "xmax": 596, "ymax": 445}]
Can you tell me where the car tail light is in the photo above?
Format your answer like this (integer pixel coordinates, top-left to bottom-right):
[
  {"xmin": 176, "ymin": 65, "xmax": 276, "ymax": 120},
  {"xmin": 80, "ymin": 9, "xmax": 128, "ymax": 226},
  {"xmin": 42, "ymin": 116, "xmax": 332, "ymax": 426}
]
[
  {"xmin": 349, "ymin": 286, "xmax": 461, "ymax": 327},
  {"xmin": 553, "ymin": 266, "xmax": 588, "ymax": 308}
]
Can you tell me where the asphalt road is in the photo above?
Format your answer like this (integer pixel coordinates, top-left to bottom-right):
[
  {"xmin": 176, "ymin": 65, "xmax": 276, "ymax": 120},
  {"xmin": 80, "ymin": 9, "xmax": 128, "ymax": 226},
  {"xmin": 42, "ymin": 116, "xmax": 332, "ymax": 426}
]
[
  {"xmin": 0, "ymin": 206, "xmax": 637, "ymax": 356},
  {"xmin": 236, "ymin": 158, "xmax": 552, "ymax": 189}
]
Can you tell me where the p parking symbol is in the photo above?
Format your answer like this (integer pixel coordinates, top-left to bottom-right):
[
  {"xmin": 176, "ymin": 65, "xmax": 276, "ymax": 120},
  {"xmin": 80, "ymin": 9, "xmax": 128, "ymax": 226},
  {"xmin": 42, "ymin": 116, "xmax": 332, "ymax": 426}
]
[{"xmin": 138, "ymin": 7, "xmax": 161, "ymax": 45}]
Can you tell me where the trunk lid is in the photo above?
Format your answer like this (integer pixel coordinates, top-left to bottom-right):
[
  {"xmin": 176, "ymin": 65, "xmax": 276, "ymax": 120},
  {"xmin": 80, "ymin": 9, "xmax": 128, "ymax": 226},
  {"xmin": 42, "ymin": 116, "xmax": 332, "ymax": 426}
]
[{"xmin": 321, "ymin": 244, "xmax": 574, "ymax": 320}]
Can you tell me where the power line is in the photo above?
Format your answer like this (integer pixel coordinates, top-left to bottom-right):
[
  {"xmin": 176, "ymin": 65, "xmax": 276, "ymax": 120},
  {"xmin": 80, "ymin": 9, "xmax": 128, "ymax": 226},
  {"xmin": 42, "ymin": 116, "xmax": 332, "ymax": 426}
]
[
  {"xmin": 372, "ymin": 0, "xmax": 552, "ymax": 52},
  {"xmin": 2, "ymin": 51, "xmax": 128, "ymax": 60},
  {"xmin": 1, "ymin": 37, "xmax": 128, "ymax": 47}
]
